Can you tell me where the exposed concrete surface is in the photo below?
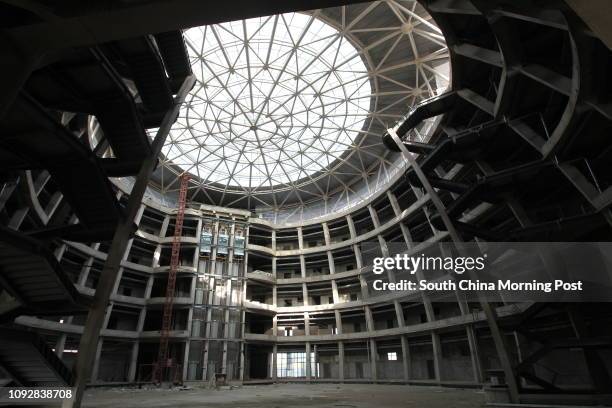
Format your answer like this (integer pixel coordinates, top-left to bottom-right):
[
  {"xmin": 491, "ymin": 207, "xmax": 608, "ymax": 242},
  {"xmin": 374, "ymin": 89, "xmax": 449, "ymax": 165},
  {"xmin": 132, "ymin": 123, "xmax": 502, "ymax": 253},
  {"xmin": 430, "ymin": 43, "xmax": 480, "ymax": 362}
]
[
  {"xmin": 79, "ymin": 384, "xmax": 485, "ymax": 408},
  {"xmin": 566, "ymin": 0, "xmax": 612, "ymax": 50}
]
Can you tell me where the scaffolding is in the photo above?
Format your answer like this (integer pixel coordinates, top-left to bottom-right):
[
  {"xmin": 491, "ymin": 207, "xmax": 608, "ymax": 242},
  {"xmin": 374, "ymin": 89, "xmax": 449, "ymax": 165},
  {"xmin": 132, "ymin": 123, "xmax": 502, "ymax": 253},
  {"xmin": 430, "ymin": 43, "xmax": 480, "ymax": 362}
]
[{"xmin": 154, "ymin": 173, "xmax": 190, "ymax": 384}]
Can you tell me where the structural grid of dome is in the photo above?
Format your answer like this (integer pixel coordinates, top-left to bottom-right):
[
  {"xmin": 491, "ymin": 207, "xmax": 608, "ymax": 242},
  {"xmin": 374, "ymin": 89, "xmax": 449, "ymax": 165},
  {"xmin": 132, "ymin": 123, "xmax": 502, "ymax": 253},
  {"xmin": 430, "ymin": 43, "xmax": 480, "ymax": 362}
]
[{"xmin": 151, "ymin": 0, "xmax": 450, "ymax": 216}]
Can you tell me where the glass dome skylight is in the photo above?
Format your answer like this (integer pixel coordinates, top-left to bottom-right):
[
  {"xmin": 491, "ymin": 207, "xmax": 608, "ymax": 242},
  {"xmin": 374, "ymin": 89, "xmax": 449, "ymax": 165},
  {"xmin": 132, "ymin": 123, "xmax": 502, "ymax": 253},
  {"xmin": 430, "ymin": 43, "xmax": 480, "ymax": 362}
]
[{"xmin": 163, "ymin": 12, "xmax": 372, "ymax": 189}]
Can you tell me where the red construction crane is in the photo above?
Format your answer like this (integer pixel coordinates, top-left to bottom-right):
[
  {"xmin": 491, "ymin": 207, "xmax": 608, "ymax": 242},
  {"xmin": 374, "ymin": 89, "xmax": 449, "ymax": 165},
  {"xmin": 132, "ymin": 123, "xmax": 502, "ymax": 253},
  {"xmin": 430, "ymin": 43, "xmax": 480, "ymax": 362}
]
[{"xmin": 154, "ymin": 173, "xmax": 189, "ymax": 384}]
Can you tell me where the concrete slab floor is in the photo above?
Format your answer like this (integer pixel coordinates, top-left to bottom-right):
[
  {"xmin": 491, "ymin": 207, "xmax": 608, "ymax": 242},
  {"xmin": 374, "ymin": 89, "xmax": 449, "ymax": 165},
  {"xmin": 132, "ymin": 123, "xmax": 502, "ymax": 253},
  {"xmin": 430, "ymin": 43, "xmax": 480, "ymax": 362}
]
[{"xmin": 79, "ymin": 384, "xmax": 485, "ymax": 408}]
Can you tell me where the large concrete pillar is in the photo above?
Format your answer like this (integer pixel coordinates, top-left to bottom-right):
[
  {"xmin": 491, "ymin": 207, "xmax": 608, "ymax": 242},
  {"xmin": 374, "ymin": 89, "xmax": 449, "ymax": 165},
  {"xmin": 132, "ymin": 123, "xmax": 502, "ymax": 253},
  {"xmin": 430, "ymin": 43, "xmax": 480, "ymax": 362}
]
[
  {"xmin": 305, "ymin": 342, "xmax": 312, "ymax": 379},
  {"xmin": 466, "ymin": 326, "xmax": 484, "ymax": 383},
  {"xmin": 272, "ymin": 344, "xmax": 278, "ymax": 380},
  {"xmin": 400, "ymin": 335, "xmax": 410, "ymax": 382},
  {"xmin": 128, "ymin": 342, "xmax": 140, "ymax": 382},
  {"xmin": 90, "ymin": 339, "xmax": 104, "ymax": 383},
  {"xmin": 183, "ymin": 340, "xmax": 191, "ymax": 381},
  {"xmin": 338, "ymin": 342, "xmax": 345, "ymax": 381},
  {"xmin": 431, "ymin": 333, "xmax": 442, "ymax": 382},
  {"xmin": 64, "ymin": 76, "xmax": 196, "ymax": 408},
  {"xmin": 369, "ymin": 339, "xmax": 377, "ymax": 381}
]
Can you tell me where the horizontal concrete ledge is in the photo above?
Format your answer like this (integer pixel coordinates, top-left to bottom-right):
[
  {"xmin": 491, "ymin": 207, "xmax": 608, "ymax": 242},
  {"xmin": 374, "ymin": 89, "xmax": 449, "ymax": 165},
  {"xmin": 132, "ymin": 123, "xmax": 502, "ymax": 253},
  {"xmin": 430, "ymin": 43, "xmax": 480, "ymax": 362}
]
[
  {"xmin": 245, "ymin": 302, "xmax": 532, "ymax": 342},
  {"xmin": 242, "ymin": 378, "xmax": 481, "ymax": 387},
  {"xmin": 248, "ymin": 195, "xmax": 432, "ymax": 257}
]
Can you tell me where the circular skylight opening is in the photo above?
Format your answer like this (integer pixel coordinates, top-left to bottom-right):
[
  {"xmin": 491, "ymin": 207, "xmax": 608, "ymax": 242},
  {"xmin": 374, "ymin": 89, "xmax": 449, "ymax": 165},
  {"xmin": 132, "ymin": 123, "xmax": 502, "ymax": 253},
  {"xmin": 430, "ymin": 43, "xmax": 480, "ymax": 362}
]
[{"xmin": 163, "ymin": 12, "xmax": 372, "ymax": 190}]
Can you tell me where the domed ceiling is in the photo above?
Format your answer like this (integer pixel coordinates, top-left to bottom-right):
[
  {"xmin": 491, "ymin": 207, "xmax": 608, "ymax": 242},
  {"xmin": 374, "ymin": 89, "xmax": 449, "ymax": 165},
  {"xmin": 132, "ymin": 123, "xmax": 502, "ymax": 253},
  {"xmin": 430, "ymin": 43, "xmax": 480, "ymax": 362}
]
[{"xmin": 149, "ymin": 0, "xmax": 450, "ymax": 213}]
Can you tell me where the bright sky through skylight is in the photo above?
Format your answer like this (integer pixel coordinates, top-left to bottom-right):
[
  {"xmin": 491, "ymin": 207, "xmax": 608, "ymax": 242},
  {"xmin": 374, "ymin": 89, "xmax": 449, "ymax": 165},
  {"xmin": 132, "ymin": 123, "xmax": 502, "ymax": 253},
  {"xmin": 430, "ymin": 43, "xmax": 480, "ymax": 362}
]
[{"xmin": 163, "ymin": 12, "xmax": 372, "ymax": 189}]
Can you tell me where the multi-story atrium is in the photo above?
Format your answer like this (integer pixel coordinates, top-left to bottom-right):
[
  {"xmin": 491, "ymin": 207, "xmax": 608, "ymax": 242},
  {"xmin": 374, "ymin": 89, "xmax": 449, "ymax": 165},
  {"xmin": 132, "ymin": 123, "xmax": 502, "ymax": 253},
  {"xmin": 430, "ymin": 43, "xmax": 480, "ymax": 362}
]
[{"xmin": 1, "ymin": 1, "xmax": 612, "ymax": 407}]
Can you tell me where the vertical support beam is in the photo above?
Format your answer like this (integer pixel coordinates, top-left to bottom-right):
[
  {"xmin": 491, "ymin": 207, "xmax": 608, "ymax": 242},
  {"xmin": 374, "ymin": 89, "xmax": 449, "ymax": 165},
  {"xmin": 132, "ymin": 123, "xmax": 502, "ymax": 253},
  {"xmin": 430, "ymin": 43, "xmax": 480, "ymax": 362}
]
[
  {"xmin": 394, "ymin": 300, "xmax": 405, "ymax": 327},
  {"xmin": 239, "ymin": 341, "xmax": 245, "ymax": 382},
  {"xmin": 369, "ymin": 338, "xmax": 377, "ymax": 381},
  {"xmin": 272, "ymin": 344, "xmax": 278, "ymax": 381},
  {"xmin": 55, "ymin": 334, "xmax": 67, "ymax": 358},
  {"xmin": 305, "ymin": 342, "xmax": 312, "ymax": 379},
  {"xmin": 77, "ymin": 257, "xmax": 93, "ymax": 287},
  {"xmin": 63, "ymin": 75, "xmax": 195, "ymax": 408},
  {"xmin": 400, "ymin": 335, "xmax": 410, "ymax": 382},
  {"xmin": 183, "ymin": 340, "xmax": 191, "ymax": 382},
  {"xmin": 128, "ymin": 342, "xmax": 139, "ymax": 382},
  {"xmin": 334, "ymin": 309, "xmax": 342, "ymax": 334},
  {"xmin": 388, "ymin": 128, "xmax": 519, "ymax": 402},
  {"xmin": 90, "ymin": 339, "xmax": 104, "ymax": 384},
  {"xmin": 338, "ymin": 342, "xmax": 345, "ymax": 381},
  {"xmin": 431, "ymin": 333, "xmax": 442, "ymax": 383},
  {"xmin": 466, "ymin": 326, "xmax": 484, "ymax": 383}
]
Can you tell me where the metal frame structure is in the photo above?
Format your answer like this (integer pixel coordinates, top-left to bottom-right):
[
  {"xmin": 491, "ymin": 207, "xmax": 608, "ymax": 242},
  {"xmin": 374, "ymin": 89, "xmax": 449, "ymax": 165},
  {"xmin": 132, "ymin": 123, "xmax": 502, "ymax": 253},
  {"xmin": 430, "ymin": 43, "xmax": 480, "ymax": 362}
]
[
  {"xmin": 384, "ymin": 0, "xmax": 612, "ymax": 402},
  {"xmin": 153, "ymin": 0, "xmax": 451, "ymax": 216}
]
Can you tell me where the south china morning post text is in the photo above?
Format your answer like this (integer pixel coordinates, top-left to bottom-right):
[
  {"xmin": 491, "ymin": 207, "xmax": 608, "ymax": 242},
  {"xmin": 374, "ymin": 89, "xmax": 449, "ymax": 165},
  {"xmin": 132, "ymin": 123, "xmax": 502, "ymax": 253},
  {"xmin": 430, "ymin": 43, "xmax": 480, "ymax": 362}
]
[
  {"xmin": 371, "ymin": 253, "xmax": 583, "ymax": 293},
  {"xmin": 361, "ymin": 242, "xmax": 612, "ymax": 302}
]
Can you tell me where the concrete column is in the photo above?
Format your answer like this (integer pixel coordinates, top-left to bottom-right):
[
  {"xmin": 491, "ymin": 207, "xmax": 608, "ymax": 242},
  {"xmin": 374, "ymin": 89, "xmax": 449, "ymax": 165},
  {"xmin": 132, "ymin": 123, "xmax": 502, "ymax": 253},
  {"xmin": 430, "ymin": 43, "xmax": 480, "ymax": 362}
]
[
  {"xmin": 271, "ymin": 256, "xmax": 277, "ymax": 279},
  {"xmin": 334, "ymin": 310, "xmax": 342, "ymax": 335},
  {"xmin": 189, "ymin": 275, "xmax": 197, "ymax": 300},
  {"xmin": 128, "ymin": 342, "xmax": 139, "ymax": 382},
  {"xmin": 369, "ymin": 339, "xmax": 377, "ymax": 381},
  {"xmin": 202, "ymin": 341, "xmax": 209, "ymax": 380},
  {"xmin": 326, "ymin": 251, "xmax": 335, "ymax": 274},
  {"xmin": 272, "ymin": 344, "xmax": 278, "ymax": 380},
  {"xmin": 353, "ymin": 245, "xmax": 363, "ymax": 271},
  {"xmin": 305, "ymin": 342, "xmax": 311, "ymax": 379},
  {"xmin": 102, "ymin": 303, "xmax": 113, "ymax": 330},
  {"xmin": 400, "ymin": 335, "xmax": 410, "ymax": 382},
  {"xmin": 77, "ymin": 257, "xmax": 94, "ymax": 287},
  {"xmin": 111, "ymin": 267, "xmax": 124, "ymax": 295},
  {"xmin": 367, "ymin": 205, "xmax": 380, "ymax": 227},
  {"xmin": 358, "ymin": 274, "xmax": 369, "ymax": 299},
  {"xmin": 304, "ymin": 310, "xmax": 311, "ymax": 334},
  {"xmin": 466, "ymin": 326, "xmax": 484, "ymax": 383},
  {"xmin": 239, "ymin": 341, "xmax": 245, "ymax": 382},
  {"xmin": 183, "ymin": 340, "xmax": 191, "ymax": 381},
  {"xmin": 338, "ymin": 342, "xmax": 344, "ymax": 381},
  {"xmin": 90, "ymin": 339, "xmax": 104, "ymax": 383},
  {"xmin": 386, "ymin": 190, "xmax": 402, "ymax": 217},
  {"xmin": 377, "ymin": 235, "xmax": 390, "ymax": 258},
  {"xmin": 302, "ymin": 282, "xmax": 308, "ymax": 306},
  {"xmin": 394, "ymin": 300, "xmax": 405, "ymax": 327},
  {"xmin": 431, "ymin": 333, "xmax": 442, "ymax": 382},
  {"xmin": 312, "ymin": 344, "xmax": 318, "ymax": 379},
  {"xmin": 364, "ymin": 306, "xmax": 374, "ymax": 332},
  {"xmin": 144, "ymin": 275, "xmax": 154, "ymax": 298},
  {"xmin": 400, "ymin": 223, "xmax": 413, "ymax": 248},
  {"xmin": 55, "ymin": 334, "xmax": 67, "ymax": 358},
  {"xmin": 160, "ymin": 215, "xmax": 170, "ymax": 238},
  {"xmin": 322, "ymin": 222, "xmax": 331, "ymax": 246},
  {"xmin": 331, "ymin": 280, "xmax": 340, "ymax": 304},
  {"xmin": 152, "ymin": 244, "xmax": 163, "ymax": 268},
  {"xmin": 297, "ymin": 227, "xmax": 304, "ymax": 250},
  {"xmin": 136, "ymin": 307, "xmax": 147, "ymax": 332},
  {"xmin": 346, "ymin": 215, "xmax": 356, "ymax": 238},
  {"xmin": 299, "ymin": 255, "xmax": 306, "ymax": 279}
]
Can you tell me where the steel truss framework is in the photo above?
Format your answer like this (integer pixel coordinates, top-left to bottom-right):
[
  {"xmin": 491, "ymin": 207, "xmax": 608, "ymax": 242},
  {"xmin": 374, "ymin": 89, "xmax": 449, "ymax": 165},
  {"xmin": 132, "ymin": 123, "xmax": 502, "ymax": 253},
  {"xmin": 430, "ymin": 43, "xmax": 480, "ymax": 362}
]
[
  {"xmin": 154, "ymin": 0, "xmax": 450, "ymax": 213},
  {"xmin": 387, "ymin": 0, "xmax": 612, "ymax": 400}
]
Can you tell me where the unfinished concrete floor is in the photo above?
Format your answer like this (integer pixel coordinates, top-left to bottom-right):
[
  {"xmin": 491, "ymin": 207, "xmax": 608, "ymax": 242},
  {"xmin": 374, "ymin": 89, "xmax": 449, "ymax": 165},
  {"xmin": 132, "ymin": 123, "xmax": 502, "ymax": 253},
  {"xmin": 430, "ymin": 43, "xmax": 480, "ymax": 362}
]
[{"xmin": 80, "ymin": 383, "xmax": 485, "ymax": 408}]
